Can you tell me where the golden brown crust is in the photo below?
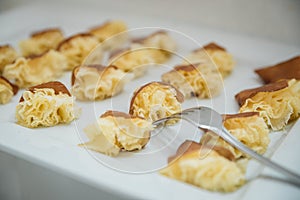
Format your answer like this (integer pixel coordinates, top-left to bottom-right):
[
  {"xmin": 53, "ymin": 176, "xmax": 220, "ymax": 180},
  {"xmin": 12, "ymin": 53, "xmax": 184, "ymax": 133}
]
[
  {"xmin": 235, "ymin": 80, "xmax": 289, "ymax": 106},
  {"xmin": 57, "ymin": 33, "xmax": 95, "ymax": 51},
  {"xmin": 132, "ymin": 30, "xmax": 167, "ymax": 44},
  {"xmin": 129, "ymin": 81, "xmax": 184, "ymax": 114},
  {"xmin": 255, "ymin": 56, "xmax": 300, "ymax": 84},
  {"xmin": 20, "ymin": 81, "xmax": 70, "ymax": 102},
  {"xmin": 168, "ymin": 140, "xmax": 235, "ymax": 163},
  {"xmin": 31, "ymin": 28, "xmax": 63, "ymax": 38},
  {"xmin": 0, "ymin": 44, "xmax": 11, "ymax": 50},
  {"xmin": 88, "ymin": 20, "xmax": 121, "ymax": 33},
  {"xmin": 172, "ymin": 63, "xmax": 200, "ymax": 72},
  {"xmin": 193, "ymin": 42, "xmax": 226, "ymax": 53},
  {"xmin": 203, "ymin": 42, "xmax": 226, "ymax": 51},
  {"xmin": 222, "ymin": 112, "xmax": 259, "ymax": 121},
  {"xmin": 0, "ymin": 76, "xmax": 18, "ymax": 95}
]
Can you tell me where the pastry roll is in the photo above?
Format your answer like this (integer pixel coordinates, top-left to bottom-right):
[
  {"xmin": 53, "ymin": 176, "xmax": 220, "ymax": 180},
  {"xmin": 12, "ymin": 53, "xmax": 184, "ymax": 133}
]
[
  {"xmin": 160, "ymin": 140, "xmax": 245, "ymax": 192},
  {"xmin": 201, "ymin": 112, "xmax": 270, "ymax": 159},
  {"xmin": 132, "ymin": 31, "xmax": 177, "ymax": 63},
  {"xmin": 184, "ymin": 42, "xmax": 234, "ymax": 77},
  {"xmin": 0, "ymin": 45, "xmax": 18, "ymax": 74},
  {"xmin": 57, "ymin": 33, "xmax": 101, "ymax": 70},
  {"xmin": 255, "ymin": 55, "xmax": 300, "ymax": 83},
  {"xmin": 89, "ymin": 20, "xmax": 129, "ymax": 50},
  {"xmin": 161, "ymin": 63, "xmax": 222, "ymax": 99},
  {"xmin": 0, "ymin": 76, "xmax": 18, "ymax": 104},
  {"xmin": 79, "ymin": 111, "xmax": 153, "ymax": 156},
  {"xmin": 71, "ymin": 64, "xmax": 131, "ymax": 101},
  {"xmin": 16, "ymin": 81, "xmax": 79, "ymax": 128},
  {"xmin": 3, "ymin": 50, "xmax": 66, "ymax": 88},
  {"xmin": 19, "ymin": 28, "xmax": 64, "ymax": 57},
  {"xmin": 235, "ymin": 79, "xmax": 300, "ymax": 130},
  {"xmin": 129, "ymin": 82, "xmax": 184, "ymax": 122}
]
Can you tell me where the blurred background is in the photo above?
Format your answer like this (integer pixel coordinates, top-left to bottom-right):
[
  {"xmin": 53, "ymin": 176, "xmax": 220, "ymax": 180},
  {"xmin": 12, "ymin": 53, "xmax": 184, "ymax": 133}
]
[{"xmin": 1, "ymin": 0, "xmax": 300, "ymax": 46}]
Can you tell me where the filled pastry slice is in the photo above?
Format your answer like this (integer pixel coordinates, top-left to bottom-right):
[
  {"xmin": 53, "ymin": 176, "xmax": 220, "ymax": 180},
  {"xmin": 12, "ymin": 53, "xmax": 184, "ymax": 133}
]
[
  {"xmin": 19, "ymin": 28, "xmax": 64, "ymax": 57},
  {"xmin": 89, "ymin": 20, "xmax": 129, "ymax": 50},
  {"xmin": 71, "ymin": 64, "xmax": 131, "ymax": 101},
  {"xmin": 109, "ymin": 31, "xmax": 176, "ymax": 78},
  {"xmin": 235, "ymin": 79, "xmax": 300, "ymax": 130},
  {"xmin": 0, "ymin": 76, "xmax": 18, "ymax": 104},
  {"xmin": 57, "ymin": 33, "xmax": 101, "ymax": 70},
  {"xmin": 201, "ymin": 112, "xmax": 270, "ymax": 159},
  {"xmin": 0, "ymin": 45, "xmax": 18, "ymax": 74},
  {"xmin": 161, "ymin": 63, "xmax": 222, "ymax": 99},
  {"xmin": 160, "ymin": 140, "xmax": 245, "ymax": 192},
  {"xmin": 79, "ymin": 111, "xmax": 153, "ymax": 156},
  {"xmin": 16, "ymin": 81, "xmax": 79, "ymax": 128},
  {"xmin": 132, "ymin": 31, "xmax": 177, "ymax": 63},
  {"xmin": 129, "ymin": 82, "xmax": 184, "ymax": 122},
  {"xmin": 3, "ymin": 50, "xmax": 66, "ymax": 88},
  {"xmin": 184, "ymin": 42, "xmax": 235, "ymax": 77}
]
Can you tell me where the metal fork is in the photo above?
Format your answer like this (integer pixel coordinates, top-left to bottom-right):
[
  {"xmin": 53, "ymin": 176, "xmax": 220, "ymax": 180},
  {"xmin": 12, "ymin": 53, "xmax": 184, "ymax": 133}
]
[{"xmin": 152, "ymin": 106, "xmax": 300, "ymax": 187}]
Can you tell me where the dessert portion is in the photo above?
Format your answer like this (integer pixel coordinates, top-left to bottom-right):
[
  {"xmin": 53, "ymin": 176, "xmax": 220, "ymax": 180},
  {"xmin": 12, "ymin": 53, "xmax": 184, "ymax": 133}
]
[
  {"xmin": 16, "ymin": 81, "xmax": 79, "ymax": 128},
  {"xmin": 160, "ymin": 140, "xmax": 245, "ymax": 192},
  {"xmin": 255, "ymin": 55, "xmax": 300, "ymax": 83},
  {"xmin": 132, "ymin": 31, "xmax": 177, "ymax": 63},
  {"xmin": 201, "ymin": 112, "xmax": 270, "ymax": 159},
  {"xmin": 129, "ymin": 82, "xmax": 184, "ymax": 122},
  {"xmin": 235, "ymin": 79, "xmax": 300, "ymax": 130},
  {"xmin": 71, "ymin": 64, "xmax": 131, "ymax": 101},
  {"xmin": 0, "ymin": 45, "xmax": 18, "ymax": 74},
  {"xmin": 108, "ymin": 44, "xmax": 154, "ymax": 78},
  {"xmin": 0, "ymin": 76, "xmax": 18, "ymax": 104},
  {"xmin": 19, "ymin": 28, "xmax": 64, "ymax": 57},
  {"xmin": 108, "ymin": 31, "xmax": 176, "ymax": 78},
  {"xmin": 161, "ymin": 63, "xmax": 222, "ymax": 99},
  {"xmin": 57, "ymin": 33, "xmax": 100, "ymax": 70},
  {"xmin": 184, "ymin": 42, "xmax": 235, "ymax": 77},
  {"xmin": 89, "ymin": 20, "xmax": 129, "ymax": 50},
  {"xmin": 79, "ymin": 111, "xmax": 153, "ymax": 156},
  {"xmin": 3, "ymin": 50, "xmax": 66, "ymax": 88}
]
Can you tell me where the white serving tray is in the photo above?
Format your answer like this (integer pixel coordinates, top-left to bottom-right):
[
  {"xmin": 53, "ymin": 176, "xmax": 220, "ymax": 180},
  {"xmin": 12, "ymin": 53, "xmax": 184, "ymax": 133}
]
[{"xmin": 0, "ymin": 2, "xmax": 300, "ymax": 199}]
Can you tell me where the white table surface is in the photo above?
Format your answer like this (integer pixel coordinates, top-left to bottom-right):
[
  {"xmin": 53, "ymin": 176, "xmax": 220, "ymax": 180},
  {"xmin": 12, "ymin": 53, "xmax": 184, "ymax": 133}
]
[{"xmin": 0, "ymin": 1, "xmax": 300, "ymax": 200}]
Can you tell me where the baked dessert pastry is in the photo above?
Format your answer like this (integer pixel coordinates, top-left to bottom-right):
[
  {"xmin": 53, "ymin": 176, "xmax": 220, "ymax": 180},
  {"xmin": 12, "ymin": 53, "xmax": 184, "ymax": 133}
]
[
  {"xmin": 132, "ymin": 31, "xmax": 177, "ymax": 63},
  {"xmin": 3, "ymin": 50, "xmax": 66, "ymax": 88},
  {"xmin": 0, "ymin": 45, "xmax": 18, "ymax": 74},
  {"xmin": 0, "ymin": 76, "xmax": 18, "ymax": 104},
  {"xmin": 235, "ymin": 79, "xmax": 300, "ymax": 130},
  {"xmin": 129, "ymin": 82, "xmax": 184, "ymax": 122},
  {"xmin": 19, "ymin": 28, "xmax": 64, "ymax": 57},
  {"xmin": 161, "ymin": 63, "xmax": 222, "ymax": 99},
  {"xmin": 79, "ymin": 111, "xmax": 152, "ymax": 156},
  {"xmin": 16, "ymin": 81, "xmax": 79, "ymax": 128},
  {"xmin": 184, "ymin": 42, "xmax": 235, "ymax": 77},
  {"xmin": 71, "ymin": 64, "xmax": 131, "ymax": 101},
  {"xmin": 57, "ymin": 33, "xmax": 100, "ymax": 70},
  {"xmin": 255, "ymin": 55, "xmax": 300, "ymax": 83},
  {"xmin": 108, "ymin": 31, "xmax": 176, "ymax": 78},
  {"xmin": 160, "ymin": 140, "xmax": 245, "ymax": 192},
  {"xmin": 89, "ymin": 20, "xmax": 129, "ymax": 50},
  {"xmin": 201, "ymin": 112, "xmax": 270, "ymax": 159},
  {"xmin": 108, "ymin": 44, "xmax": 154, "ymax": 78}
]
